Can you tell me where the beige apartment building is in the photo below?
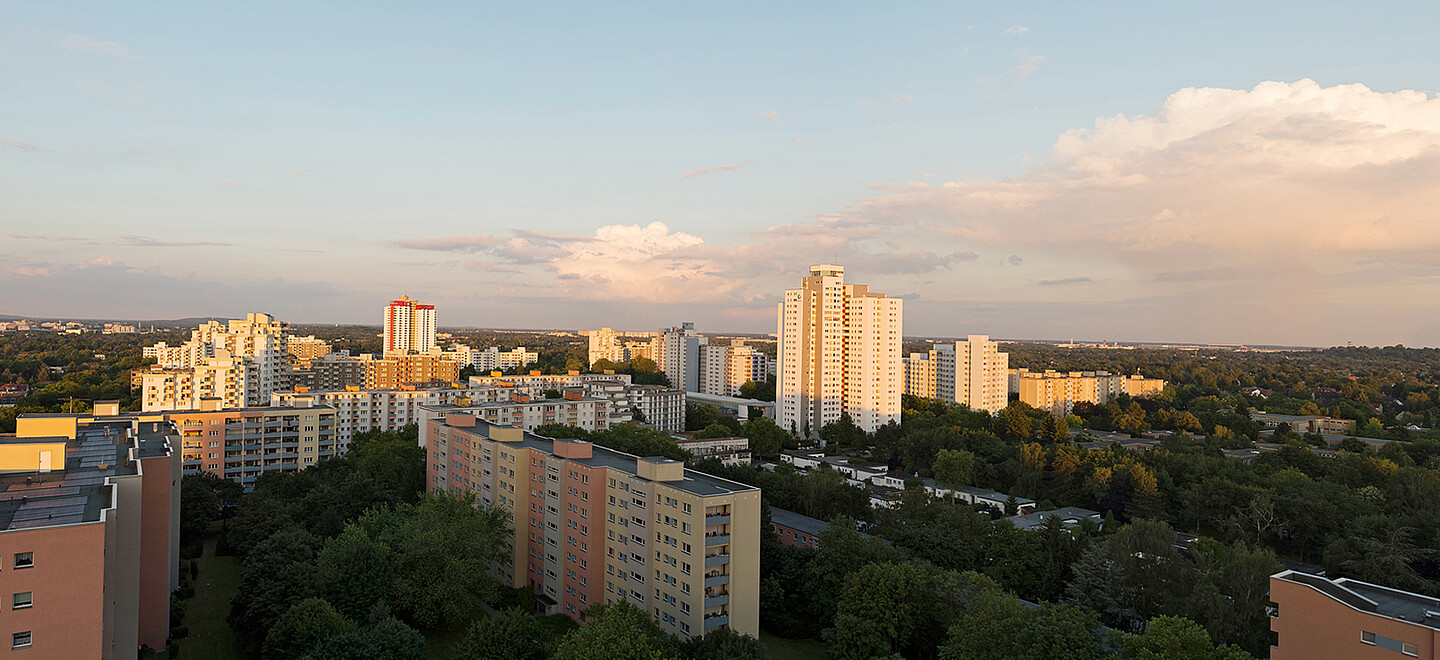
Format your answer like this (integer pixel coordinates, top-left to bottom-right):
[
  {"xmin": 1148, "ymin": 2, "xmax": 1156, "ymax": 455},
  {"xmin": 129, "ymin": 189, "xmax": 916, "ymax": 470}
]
[
  {"xmin": 903, "ymin": 351, "xmax": 937, "ymax": 399},
  {"xmin": 360, "ymin": 352, "xmax": 461, "ymax": 389},
  {"xmin": 140, "ymin": 313, "xmax": 291, "ymax": 411},
  {"xmin": 273, "ymin": 385, "xmax": 518, "ymax": 447},
  {"xmin": 424, "ymin": 412, "xmax": 759, "ymax": 638},
  {"xmin": 1012, "ymin": 369, "xmax": 1168, "ymax": 417},
  {"xmin": 700, "ymin": 341, "xmax": 769, "ymax": 398},
  {"xmin": 936, "ymin": 336, "xmax": 1010, "ymax": 413},
  {"xmin": 423, "ymin": 393, "xmax": 611, "ymax": 436},
  {"xmin": 166, "ymin": 402, "xmax": 337, "ymax": 486},
  {"xmin": 286, "ymin": 335, "xmax": 333, "ymax": 366},
  {"xmin": 585, "ymin": 328, "xmax": 659, "ymax": 365},
  {"xmin": 778, "ymin": 265, "xmax": 902, "ymax": 437}
]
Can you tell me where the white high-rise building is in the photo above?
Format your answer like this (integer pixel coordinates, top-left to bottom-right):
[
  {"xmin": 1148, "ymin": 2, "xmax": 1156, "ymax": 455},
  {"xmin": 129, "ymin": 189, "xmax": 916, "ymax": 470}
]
[
  {"xmin": 776, "ymin": 265, "xmax": 902, "ymax": 437},
  {"xmin": 659, "ymin": 322, "xmax": 707, "ymax": 392},
  {"xmin": 936, "ymin": 335, "xmax": 1009, "ymax": 413},
  {"xmin": 140, "ymin": 313, "xmax": 290, "ymax": 411},
  {"xmin": 700, "ymin": 340, "xmax": 770, "ymax": 397},
  {"xmin": 903, "ymin": 351, "xmax": 938, "ymax": 399},
  {"xmin": 383, "ymin": 295, "xmax": 436, "ymax": 354}
]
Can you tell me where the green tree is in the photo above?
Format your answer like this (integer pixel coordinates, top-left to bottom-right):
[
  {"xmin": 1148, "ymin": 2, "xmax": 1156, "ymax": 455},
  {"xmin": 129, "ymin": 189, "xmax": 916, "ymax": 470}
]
[
  {"xmin": 552, "ymin": 602, "xmax": 678, "ymax": 660},
  {"xmin": 310, "ymin": 604, "xmax": 428, "ymax": 660},
  {"xmin": 932, "ymin": 448, "xmax": 975, "ymax": 490},
  {"xmin": 316, "ymin": 524, "xmax": 395, "ymax": 621},
  {"xmin": 263, "ymin": 598, "xmax": 356, "ymax": 660},
  {"xmin": 677, "ymin": 627, "xmax": 769, "ymax": 660},
  {"xmin": 695, "ymin": 422, "xmax": 733, "ymax": 440},
  {"xmin": 228, "ymin": 527, "xmax": 322, "ymax": 653},
  {"xmin": 1123, "ymin": 615, "xmax": 1253, "ymax": 660},
  {"xmin": 820, "ymin": 413, "xmax": 867, "ymax": 448},
  {"xmin": 589, "ymin": 425, "xmax": 691, "ymax": 461},
  {"xmin": 740, "ymin": 416, "xmax": 787, "ymax": 458},
  {"xmin": 1339, "ymin": 437, "xmax": 1369, "ymax": 453},
  {"xmin": 534, "ymin": 424, "xmax": 589, "ymax": 440},
  {"xmin": 455, "ymin": 607, "xmax": 550, "ymax": 660}
]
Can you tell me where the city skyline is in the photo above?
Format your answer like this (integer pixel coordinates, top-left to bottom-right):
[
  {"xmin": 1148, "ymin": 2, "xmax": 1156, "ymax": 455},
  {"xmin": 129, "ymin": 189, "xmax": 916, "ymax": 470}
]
[{"xmin": 6, "ymin": 3, "xmax": 1440, "ymax": 347}]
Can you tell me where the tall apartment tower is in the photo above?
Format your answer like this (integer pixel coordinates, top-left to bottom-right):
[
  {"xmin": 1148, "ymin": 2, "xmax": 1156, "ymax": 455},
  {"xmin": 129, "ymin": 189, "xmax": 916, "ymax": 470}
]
[
  {"xmin": 936, "ymin": 335, "xmax": 1009, "ymax": 413},
  {"xmin": 903, "ymin": 351, "xmax": 938, "ymax": 399},
  {"xmin": 140, "ymin": 313, "xmax": 290, "ymax": 411},
  {"xmin": 384, "ymin": 295, "xmax": 437, "ymax": 354},
  {"xmin": 660, "ymin": 323, "xmax": 707, "ymax": 393},
  {"xmin": 777, "ymin": 265, "xmax": 902, "ymax": 437}
]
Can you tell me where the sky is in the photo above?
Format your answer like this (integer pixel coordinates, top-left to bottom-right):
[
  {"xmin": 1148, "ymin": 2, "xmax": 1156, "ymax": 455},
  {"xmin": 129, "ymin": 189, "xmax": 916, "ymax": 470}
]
[{"xmin": 4, "ymin": 2, "xmax": 1440, "ymax": 347}]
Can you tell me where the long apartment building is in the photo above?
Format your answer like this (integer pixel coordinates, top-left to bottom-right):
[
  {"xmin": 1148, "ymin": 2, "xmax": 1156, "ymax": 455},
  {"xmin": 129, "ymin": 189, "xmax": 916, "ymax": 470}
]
[
  {"xmin": 273, "ymin": 385, "xmax": 519, "ymax": 446},
  {"xmin": 424, "ymin": 412, "xmax": 759, "ymax": 638},
  {"xmin": 9, "ymin": 405, "xmax": 180, "ymax": 658},
  {"xmin": 467, "ymin": 372, "xmax": 685, "ymax": 433},
  {"xmin": 936, "ymin": 336, "xmax": 1010, "ymax": 413},
  {"xmin": 1011, "ymin": 369, "xmax": 1168, "ymax": 417},
  {"xmin": 777, "ymin": 265, "xmax": 902, "ymax": 436},
  {"xmin": 436, "ymin": 345, "xmax": 539, "ymax": 372},
  {"xmin": 423, "ymin": 393, "xmax": 611, "ymax": 436},
  {"xmin": 360, "ymin": 352, "xmax": 461, "ymax": 389},
  {"xmin": 1270, "ymin": 569, "xmax": 1440, "ymax": 659},
  {"xmin": 167, "ymin": 401, "xmax": 338, "ymax": 484}
]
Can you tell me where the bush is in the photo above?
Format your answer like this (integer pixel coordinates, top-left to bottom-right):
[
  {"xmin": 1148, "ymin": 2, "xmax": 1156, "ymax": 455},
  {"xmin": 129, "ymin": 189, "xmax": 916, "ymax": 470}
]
[
  {"xmin": 180, "ymin": 538, "xmax": 204, "ymax": 559},
  {"xmin": 169, "ymin": 626, "xmax": 189, "ymax": 639}
]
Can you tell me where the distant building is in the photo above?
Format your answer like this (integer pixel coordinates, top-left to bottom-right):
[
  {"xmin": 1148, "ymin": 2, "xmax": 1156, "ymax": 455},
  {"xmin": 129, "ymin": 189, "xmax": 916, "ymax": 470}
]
[
  {"xmin": 273, "ymin": 385, "xmax": 516, "ymax": 448},
  {"xmin": 908, "ymin": 336, "xmax": 1010, "ymax": 413},
  {"xmin": 903, "ymin": 351, "xmax": 937, "ymax": 399},
  {"xmin": 1270, "ymin": 569, "xmax": 1439, "ymax": 659},
  {"xmin": 770, "ymin": 507, "xmax": 828, "ymax": 549},
  {"xmin": 383, "ymin": 295, "xmax": 437, "ymax": 354},
  {"xmin": 700, "ymin": 340, "xmax": 768, "ymax": 397},
  {"xmin": 10, "ymin": 409, "xmax": 180, "ymax": 657},
  {"xmin": 140, "ymin": 313, "xmax": 291, "ymax": 411},
  {"xmin": 1253, "ymin": 413, "xmax": 1356, "ymax": 436},
  {"xmin": 584, "ymin": 327, "xmax": 659, "ymax": 365},
  {"xmin": 1006, "ymin": 507, "xmax": 1102, "ymax": 531},
  {"xmin": 1012, "ymin": 369, "xmax": 1167, "ymax": 418},
  {"xmin": 685, "ymin": 392, "xmax": 775, "ymax": 422},
  {"xmin": 286, "ymin": 335, "xmax": 333, "ymax": 366},
  {"xmin": 660, "ymin": 323, "xmax": 707, "ymax": 393},
  {"xmin": 359, "ymin": 352, "xmax": 460, "ymax": 389},
  {"xmin": 420, "ymin": 392, "xmax": 611, "ymax": 435},
  {"xmin": 675, "ymin": 436, "xmax": 751, "ymax": 466},
  {"xmin": 777, "ymin": 265, "xmax": 902, "ymax": 437}
]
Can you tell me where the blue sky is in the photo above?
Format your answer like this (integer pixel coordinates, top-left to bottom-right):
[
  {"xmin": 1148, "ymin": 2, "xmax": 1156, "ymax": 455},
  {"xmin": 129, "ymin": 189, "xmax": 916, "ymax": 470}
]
[{"xmin": 4, "ymin": 2, "xmax": 1440, "ymax": 346}]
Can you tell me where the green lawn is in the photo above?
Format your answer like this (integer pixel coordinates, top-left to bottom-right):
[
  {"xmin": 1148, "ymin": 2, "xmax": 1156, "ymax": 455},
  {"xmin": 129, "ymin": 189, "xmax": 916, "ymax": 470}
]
[
  {"xmin": 760, "ymin": 631, "xmax": 827, "ymax": 660},
  {"xmin": 177, "ymin": 532, "xmax": 244, "ymax": 659}
]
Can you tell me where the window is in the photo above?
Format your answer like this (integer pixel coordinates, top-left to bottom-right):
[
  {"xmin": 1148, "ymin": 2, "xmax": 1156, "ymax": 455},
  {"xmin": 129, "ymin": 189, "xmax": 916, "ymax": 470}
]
[
  {"xmin": 11, "ymin": 592, "xmax": 30, "ymax": 609},
  {"xmin": 11, "ymin": 632, "xmax": 29, "ymax": 649},
  {"xmin": 1361, "ymin": 631, "xmax": 1376, "ymax": 645},
  {"xmin": 13, "ymin": 552, "xmax": 32, "ymax": 569},
  {"xmin": 1404, "ymin": 642, "xmax": 1419, "ymax": 657}
]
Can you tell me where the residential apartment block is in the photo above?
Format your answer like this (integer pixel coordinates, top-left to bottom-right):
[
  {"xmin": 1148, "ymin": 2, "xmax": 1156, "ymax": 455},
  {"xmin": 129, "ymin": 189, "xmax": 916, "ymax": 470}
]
[
  {"xmin": 1012, "ymin": 369, "xmax": 1168, "ymax": 417},
  {"xmin": 360, "ymin": 352, "xmax": 461, "ymax": 389},
  {"xmin": 8, "ymin": 406, "xmax": 180, "ymax": 658},
  {"xmin": 700, "ymin": 341, "xmax": 769, "ymax": 398},
  {"xmin": 437, "ymin": 345, "xmax": 539, "ymax": 372},
  {"xmin": 777, "ymin": 265, "xmax": 902, "ymax": 437},
  {"xmin": 421, "ymin": 393, "xmax": 612, "ymax": 436},
  {"xmin": 273, "ymin": 385, "xmax": 518, "ymax": 446},
  {"xmin": 659, "ymin": 323, "xmax": 706, "ymax": 393},
  {"xmin": 141, "ymin": 313, "xmax": 291, "ymax": 411},
  {"xmin": 424, "ymin": 413, "xmax": 759, "ymax": 638},
  {"xmin": 1252, "ymin": 413, "xmax": 1357, "ymax": 436},
  {"xmin": 903, "ymin": 351, "xmax": 937, "ymax": 400},
  {"xmin": 585, "ymin": 328, "xmax": 659, "ymax": 365},
  {"xmin": 167, "ymin": 401, "xmax": 338, "ymax": 484},
  {"xmin": 286, "ymin": 335, "xmax": 333, "ymax": 366},
  {"xmin": 383, "ymin": 295, "xmax": 437, "ymax": 354},
  {"xmin": 936, "ymin": 336, "xmax": 1010, "ymax": 413},
  {"xmin": 1270, "ymin": 569, "xmax": 1438, "ymax": 659}
]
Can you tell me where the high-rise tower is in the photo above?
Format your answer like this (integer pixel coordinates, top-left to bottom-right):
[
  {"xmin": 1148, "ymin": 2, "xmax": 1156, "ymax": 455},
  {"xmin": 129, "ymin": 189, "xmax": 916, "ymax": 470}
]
[
  {"xmin": 776, "ymin": 265, "xmax": 902, "ymax": 438},
  {"xmin": 383, "ymin": 295, "xmax": 436, "ymax": 354}
]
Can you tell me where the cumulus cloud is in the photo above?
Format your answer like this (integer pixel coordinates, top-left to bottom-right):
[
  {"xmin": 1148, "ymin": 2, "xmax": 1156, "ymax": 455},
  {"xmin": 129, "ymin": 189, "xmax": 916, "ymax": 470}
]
[
  {"xmin": 681, "ymin": 163, "xmax": 748, "ymax": 178},
  {"xmin": 60, "ymin": 35, "xmax": 139, "ymax": 59},
  {"xmin": 1009, "ymin": 51, "xmax": 1044, "ymax": 79}
]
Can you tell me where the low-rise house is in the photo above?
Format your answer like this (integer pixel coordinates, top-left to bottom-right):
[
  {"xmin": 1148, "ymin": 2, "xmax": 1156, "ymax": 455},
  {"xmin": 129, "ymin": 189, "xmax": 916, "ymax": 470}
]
[
  {"xmin": 770, "ymin": 507, "xmax": 828, "ymax": 549},
  {"xmin": 1006, "ymin": 507, "xmax": 1102, "ymax": 531},
  {"xmin": 955, "ymin": 486, "xmax": 1036, "ymax": 515},
  {"xmin": 779, "ymin": 449, "xmax": 823, "ymax": 469}
]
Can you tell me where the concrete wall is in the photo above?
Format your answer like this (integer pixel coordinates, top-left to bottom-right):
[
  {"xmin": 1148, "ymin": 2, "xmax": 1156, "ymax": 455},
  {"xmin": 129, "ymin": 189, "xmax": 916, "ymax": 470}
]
[{"xmin": 0, "ymin": 523, "xmax": 107, "ymax": 658}]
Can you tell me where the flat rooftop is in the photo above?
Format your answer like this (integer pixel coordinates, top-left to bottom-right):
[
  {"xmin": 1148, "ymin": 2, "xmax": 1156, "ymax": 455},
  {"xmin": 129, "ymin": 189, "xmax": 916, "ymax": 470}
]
[
  {"xmin": 770, "ymin": 507, "xmax": 828, "ymax": 536},
  {"xmin": 1277, "ymin": 570, "xmax": 1440, "ymax": 630},
  {"xmin": 430, "ymin": 410, "xmax": 757, "ymax": 498},
  {"xmin": 0, "ymin": 418, "xmax": 172, "ymax": 531}
]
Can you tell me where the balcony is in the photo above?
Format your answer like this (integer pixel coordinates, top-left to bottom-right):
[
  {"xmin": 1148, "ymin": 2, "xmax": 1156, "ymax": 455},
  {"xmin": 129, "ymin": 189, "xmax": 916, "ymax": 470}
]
[
  {"xmin": 704, "ymin": 534, "xmax": 729, "ymax": 547},
  {"xmin": 704, "ymin": 574, "xmax": 729, "ymax": 589},
  {"xmin": 703, "ymin": 614, "xmax": 728, "ymax": 629},
  {"xmin": 704, "ymin": 554, "xmax": 729, "ymax": 568},
  {"xmin": 704, "ymin": 594, "xmax": 729, "ymax": 609},
  {"xmin": 704, "ymin": 514, "xmax": 731, "ymax": 527}
]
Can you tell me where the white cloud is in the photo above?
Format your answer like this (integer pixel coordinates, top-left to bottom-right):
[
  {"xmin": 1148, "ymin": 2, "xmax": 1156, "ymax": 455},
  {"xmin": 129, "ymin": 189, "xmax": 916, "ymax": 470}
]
[
  {"xmin": 0, "ymin": 139, "xmax": 39, "ymax": 151},
  {"xmin": 1005, "ymin": 25, "xmax": 1029, "ymax": 35},
  {"xmin": 1009, "ymin": 51, "xmax": 1044, "ymax": 79},
  {"xmin": 60, "ymin": 35, "xmax": 139, "ymax": 59},
  {"xmin": 758, "ymin": 111, "xmax": 780, "ymax": 123},
  {"xmin": 892, "ymin": 94, "xmax": 913, "ymax": 106}
]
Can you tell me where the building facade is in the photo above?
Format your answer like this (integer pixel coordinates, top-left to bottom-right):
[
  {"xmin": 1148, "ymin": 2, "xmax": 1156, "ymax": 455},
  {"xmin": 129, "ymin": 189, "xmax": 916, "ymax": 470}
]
[
  {"xmin": 140, "ymin": 313, "xmax": 290, "ymax": 411},
  {"xmin": 422, "ymin": 394, "xmax": 612, "ymax": 435},
  {"xmin": 660, "ymin": 323, "xmax": 706, "ymax": 393},
  {"xmin": 903, "ymin": 351, "xmax": 937, "ymax": 399},
  {"xmin": 700, "ymin": 341, "xmax": 769, "ymax": 398},
  {"xmin": 424, "ymin": 414, "xmax": 760, "ymax": 638},
  {"xmin": 935, "ymin": 336, "xmax": 1010, "ymax": 413},
  {"xmin": 10, "ymin": 409, "xmax": 180, "ymax": 658},
  {"xmin": 1270, "ymin": 569, "xmax": 1439, "ymax": 659},
  {"xmin": 585, "ymin": 328, "xmax": 658, "ymax": 366},
  {"xmin": 777, "ymin": 265, "xmax": 901, "ymax": 437},
  {"xmin": 273, "ymin": 385, "xmax": 518, "ymax": 447},
  {"xmin": 383, "ymin": 295, "xmax": 437, "ymax": 354},
  {"xmin": 167, "ymin": 402, "xmax": 338, "ymax": 485},
  {"xmin": 360, "ymin": 353, "xmax": 461, "ymax": 389},
  {"xmin": 1012, "ymin": 369, "xmax": 1168, "ymax": 418}
]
